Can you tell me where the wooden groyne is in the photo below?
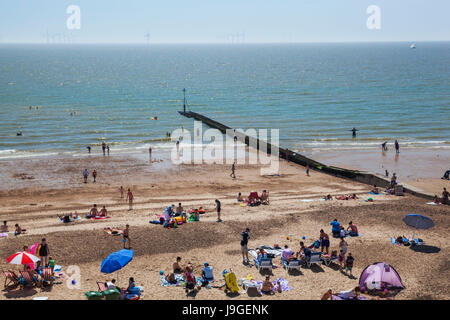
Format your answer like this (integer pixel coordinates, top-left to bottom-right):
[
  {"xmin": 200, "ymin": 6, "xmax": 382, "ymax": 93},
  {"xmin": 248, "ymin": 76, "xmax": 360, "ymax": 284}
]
[{"xmin": 178, "ymin": 110, "xmax": 434, "ymax": 200}]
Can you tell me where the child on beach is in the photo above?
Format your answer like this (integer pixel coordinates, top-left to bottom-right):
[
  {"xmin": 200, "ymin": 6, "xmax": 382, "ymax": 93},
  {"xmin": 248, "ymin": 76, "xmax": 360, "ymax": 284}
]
[
  {"xmin": 338, "ymin": 250, "xmax": 345, "ymax": 270},
  {"xmin": 345, "ymin": 253, "xmax": 354, "ymax": 277},
  {"xmin": 1, "ymin": 221, "xmax": 8, "ymax": 232},
  {"xmin": 92, "ymin": 170, "xmax": 97, "ymax": 183},
  {"xmin": 215, "ymin": 199, "xmax": 222, "ymax": 222},
  {"xmin": 123, "ymin": 224, "xmax": 130, "ymax": 249},
  {"xmin": 83, "ymin": 169, "xmax": 88, "ymax": 183}
]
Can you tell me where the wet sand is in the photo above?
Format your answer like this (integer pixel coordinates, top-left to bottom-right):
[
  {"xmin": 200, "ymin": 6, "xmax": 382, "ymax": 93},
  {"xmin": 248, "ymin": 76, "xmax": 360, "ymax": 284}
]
[
  {"xmin": 311, "ymin": 148, "xmax": 450, "ymax": 195},
  {"xmin": 0, "ymin": 150, "xmax": 449, "ymax": 300}
]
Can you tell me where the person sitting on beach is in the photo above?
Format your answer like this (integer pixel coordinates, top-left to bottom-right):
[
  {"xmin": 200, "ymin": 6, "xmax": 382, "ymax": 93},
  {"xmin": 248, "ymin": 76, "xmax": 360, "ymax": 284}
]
[
  {"xmin": 87, "ymin": 204, "xmax": 98, "ymax": 218},
  {"xmin": 261, "ymin": 276, "xmax": 274, "ymax": 295},
  {"xmin": 71, "ymin": 212, "xmax": 79, "ymax": 219},
  {"xmin": 323, "ymin": 194, "xmax": 333, "ymax": 200},
  {"xmin": 282, "ymin": 245, "xmax": 294, "ymax": 263},
  {"xmin": 330, "ymin": 219, "xmax": 341, "ymax": 238},
  {"xmin": 371, "ymin": 185, "xmax": 379, "ymax": 194},
  {"xmin": 126, "ymin": 277, "xmax": 137, "ymax": 293},
  {"xmin": 184, "ymin": 266, "xmax": 197, "ymax": 294},
  {"xmin": 99, "ymin": 206, "xmax": 108, "ymax": 217},
  {"xmin": 14, "ymin": 224, "xmax": 26, "ymax": 236},
  {"xmin": 1, "ymin": 221, "xmax": 8, "ymax": 232},
  {"xmin": 176, "ymin": 203, "xmax": 184, "ymax": 217},
  {"xmin": 257, "ymin": 248, "xmax": 268, "ymax": 263},
  {"xmin": 260, "ymin": 190, "xmax": 269, "ymax": 204},
  {"xmin": 296, "ymin": 241, "xmax": 311, "ymax": 263},
  {"xmin": 193, "ymin": 209, "xmax": 200, "ymax": 221},
  {"xmin": 24, "ymin": 265, "xmax": 42, "ymax": 287},
  {"xmin": 321, "ymin": 289, "xmax": 334, "ymax": 300},
  {"xmin": 347, "ymin": 221, "xmax": 359, "ymax": 236},
  {"xmin": 340, "ymin": 226, "xmax": 347, "ymax": 238},
  {"xmin": 201, "ymin": 262, "xmax": 214, "ymax": 286},
  {"xmin": 106, "ymin": 279, "xmax": 118, "ymax": 290},
  {"xmin": 173, "ymin": 257, "xmax": 185, "ymax": 273}
]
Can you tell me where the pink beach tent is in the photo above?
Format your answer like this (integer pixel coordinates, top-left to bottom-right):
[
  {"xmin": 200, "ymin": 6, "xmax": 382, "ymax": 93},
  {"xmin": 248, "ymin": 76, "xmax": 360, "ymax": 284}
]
[{"xmin": 359, "ymin": 262, "xmax": 404, "ymax": 290}]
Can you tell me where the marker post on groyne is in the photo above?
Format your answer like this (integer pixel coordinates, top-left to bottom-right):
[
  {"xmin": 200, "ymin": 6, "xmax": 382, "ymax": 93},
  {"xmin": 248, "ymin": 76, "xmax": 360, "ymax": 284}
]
[{"xmin": 178, "ymin": 110, "xmax": 434, "ymax": 200}]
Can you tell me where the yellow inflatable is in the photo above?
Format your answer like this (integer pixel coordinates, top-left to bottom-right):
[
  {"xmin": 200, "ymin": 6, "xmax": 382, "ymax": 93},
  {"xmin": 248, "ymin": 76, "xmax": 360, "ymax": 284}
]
[
  {"xmin": 224, "ymin": 272, "xmax": 239, "ymax": 293},
  {"xmin": 175, "ymin": 216, "xmax": 186, "ymax": 223}
]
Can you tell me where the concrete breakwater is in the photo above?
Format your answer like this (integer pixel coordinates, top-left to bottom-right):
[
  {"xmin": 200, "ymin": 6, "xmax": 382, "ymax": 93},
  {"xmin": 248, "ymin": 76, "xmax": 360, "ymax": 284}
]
[{"xmin": 178, "ymin": 110, "xmax": 434, "ymax": 200}]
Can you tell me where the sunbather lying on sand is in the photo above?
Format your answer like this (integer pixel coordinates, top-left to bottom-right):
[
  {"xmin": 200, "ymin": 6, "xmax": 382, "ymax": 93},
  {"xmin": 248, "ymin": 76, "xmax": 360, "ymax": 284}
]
[{"xmin": 335, "ymin": 194, "xmax": 358, "ymax": 200}]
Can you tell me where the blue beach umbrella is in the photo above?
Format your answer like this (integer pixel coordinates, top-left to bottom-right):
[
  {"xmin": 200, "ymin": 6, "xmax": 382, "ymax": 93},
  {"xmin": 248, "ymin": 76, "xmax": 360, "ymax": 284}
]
[
  {"xmin": 402, "ymin": 214, "xmax": 434, "ymax": 239},
  {"xmin": 101, "ymin": 249, "xmax": 134, "ymax": 274}
]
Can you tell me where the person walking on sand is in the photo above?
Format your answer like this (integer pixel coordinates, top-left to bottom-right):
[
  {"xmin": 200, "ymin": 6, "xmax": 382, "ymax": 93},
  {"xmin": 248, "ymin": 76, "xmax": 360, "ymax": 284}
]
[
  {"xmin": 120, "ymin": 186, "xmax": 124, "ymax": 199},
  {"xmin": 102, "ymin": 141, "xmax": 106, "ymax": 156},
  {"xmin": 306, "ymin": 164, "xmax": 310, "ymax": 176},
  {"xmin": 395, "ymin": 140, "xmax": 400, "ymax": 154},
  {"xmin": 215, "ymin": 199, "xmax": 222, "ymax": 222},
  {"xmin": 344, "ymin": 253, "xmax": 354, "ymax": 277},
  {"xmin": 83, "ymin": 169, "xmax": 89, "ymax": 183},
  {"xmin": 241, "ymin": 227, "xmax": 250, "ymax": 264},
  {"xmin": 126, "ymin": 189, "xmax": 134, "ymax": 210},
  {"xmin": 230, "ymin": 162, "xmax": 236, "ymax": 179},
  {"xmin": 123, "ymin": 224, "xmax": 130, "ymax": 249},
  {"xmin": 92, "ymin": 169, "xmax": 97, "ymax": 183}
]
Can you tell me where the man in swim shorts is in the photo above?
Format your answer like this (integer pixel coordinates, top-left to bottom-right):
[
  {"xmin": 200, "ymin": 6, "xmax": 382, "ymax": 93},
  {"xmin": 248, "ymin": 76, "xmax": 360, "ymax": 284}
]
[
  {"xmin": 320, "ymin": 229, "xmax": 330, "ymax": 254},
  {"xmin": 83, "ymin": 169, "xmax": 89, "ymax": 183}
]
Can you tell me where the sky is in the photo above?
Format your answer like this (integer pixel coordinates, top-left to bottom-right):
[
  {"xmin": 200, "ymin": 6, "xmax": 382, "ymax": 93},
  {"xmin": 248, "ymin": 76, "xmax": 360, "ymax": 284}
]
[{"xmin": 0, "ymin": 0, "xmax": 449, "ymax": 43}]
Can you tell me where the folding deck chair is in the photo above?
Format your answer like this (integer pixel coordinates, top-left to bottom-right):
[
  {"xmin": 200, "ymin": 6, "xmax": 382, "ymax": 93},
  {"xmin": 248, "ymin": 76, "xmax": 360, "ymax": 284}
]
[
  {"xmin": 19, "ymin": 271, "xmax": 36, "ymax": 288},
  {"xmin": 306, "ymin": 252, "xmax": 322, "ymax": 268},
  {"xmin": 254, "ymin": 257, "xmax": 273, "ymax": 273},
  {"xmin": 42, "ymin": 267, "xmax": 54, "ymax": 286},
  {"xmin": 97, "ymin": 281, "xmax": 108, "ymax": 292},
  {"xmin": 3, "ymin": 270, "xmax": 19, "ymax": 289},
  {"xmin": 282, "ymin": 259, "xmax": 301, "ymax": 274}
]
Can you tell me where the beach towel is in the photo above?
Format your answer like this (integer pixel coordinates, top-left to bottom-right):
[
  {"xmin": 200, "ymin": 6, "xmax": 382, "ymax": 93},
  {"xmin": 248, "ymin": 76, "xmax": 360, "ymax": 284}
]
[
  {"xmin": 0, "ymin": 233, "xmax": 8, "ymax": 238},
  {"xmin": 368, "ymin": 192, "xmax": 381, "ymax": 195},
  {"xmin": 91, "ymin": 216, "xmax": 111, "ymax": 220},
  {"xmin": 426, "ymin": 202, "xmax": 440, "ymax": 206},
  {"xmin": 249, "ymin": 245, "xmax": 283, "ymax": 259},
  {"xmin": 300, "ymin": 199, "xmax": 314, "ymax": 202}
]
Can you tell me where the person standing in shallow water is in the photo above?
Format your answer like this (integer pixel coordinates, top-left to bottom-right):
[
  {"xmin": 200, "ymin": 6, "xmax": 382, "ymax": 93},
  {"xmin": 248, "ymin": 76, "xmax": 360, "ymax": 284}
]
[
  {"xmin": 395, "ymin": 140, "xmax": 400, "ymax": 154},
  {"xmin": 351, "ymin": 128, "xmax": 358, "ymax": 138},
  {"xmin": 102, "ymin": 141, "xmax": 106, "ymax": 156}
]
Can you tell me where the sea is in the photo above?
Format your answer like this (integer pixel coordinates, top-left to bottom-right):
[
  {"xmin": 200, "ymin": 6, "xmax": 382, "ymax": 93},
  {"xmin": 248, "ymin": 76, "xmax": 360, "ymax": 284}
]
[{"xmin": 0, "ymin": 42, "xmax": 449, "ymax": 160}]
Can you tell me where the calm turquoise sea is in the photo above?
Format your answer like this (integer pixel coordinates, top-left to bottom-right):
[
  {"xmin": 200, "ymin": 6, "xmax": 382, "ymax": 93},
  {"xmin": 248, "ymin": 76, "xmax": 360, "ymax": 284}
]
[{"xmin": 0, "ymin": 42, "xmax": 449, "ymax": 159}]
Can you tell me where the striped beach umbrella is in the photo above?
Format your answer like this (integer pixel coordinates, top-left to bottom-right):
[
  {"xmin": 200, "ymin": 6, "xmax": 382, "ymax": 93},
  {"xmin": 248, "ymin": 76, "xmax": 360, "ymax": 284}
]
[{"xmin": 6, "ymin": 251, "xmax": 40, "ymax": 265}]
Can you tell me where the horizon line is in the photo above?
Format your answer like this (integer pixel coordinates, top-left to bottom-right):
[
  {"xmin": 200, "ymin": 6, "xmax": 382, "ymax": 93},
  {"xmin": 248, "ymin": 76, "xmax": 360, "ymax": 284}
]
[{"xmin": 1, "ymin": 40, "xmax": 450, "ymax": 45}]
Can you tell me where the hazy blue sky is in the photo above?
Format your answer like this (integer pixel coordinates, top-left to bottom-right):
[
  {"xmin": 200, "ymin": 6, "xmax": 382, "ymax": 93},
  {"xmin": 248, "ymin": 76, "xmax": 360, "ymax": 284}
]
[{"xmin": 0, "ymin": 0, "xmax": 449, "ymax": 43}]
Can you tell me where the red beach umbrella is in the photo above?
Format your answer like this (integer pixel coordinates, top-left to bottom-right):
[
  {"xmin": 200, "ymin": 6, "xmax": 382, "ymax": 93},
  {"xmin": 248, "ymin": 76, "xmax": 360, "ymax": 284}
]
[{"xmin": 6, "ymin": 251, "xmax": 40, "ymax": 265}]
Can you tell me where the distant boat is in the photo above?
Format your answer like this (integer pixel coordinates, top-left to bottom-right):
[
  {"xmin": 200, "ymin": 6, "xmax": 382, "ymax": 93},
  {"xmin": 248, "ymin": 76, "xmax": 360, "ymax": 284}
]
[{"xmin": 410, "ymin": 43, "xmax": 416, "ymax": 49}]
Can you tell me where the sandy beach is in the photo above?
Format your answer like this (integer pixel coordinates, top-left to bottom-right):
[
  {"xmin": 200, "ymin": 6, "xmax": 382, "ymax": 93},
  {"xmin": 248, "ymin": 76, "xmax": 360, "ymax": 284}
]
[{"xmin": 0, "ymin": 149, "xmax": 449, "ymax": 300}]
